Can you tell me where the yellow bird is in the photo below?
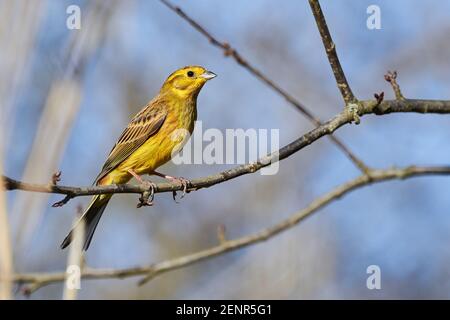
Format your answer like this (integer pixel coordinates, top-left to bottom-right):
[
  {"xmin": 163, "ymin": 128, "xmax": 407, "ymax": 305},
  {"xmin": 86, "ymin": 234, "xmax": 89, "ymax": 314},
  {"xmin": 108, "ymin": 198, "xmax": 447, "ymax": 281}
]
[{"xmin": 61, "ymin": 66, "xmax": 216, "ymax": 250}]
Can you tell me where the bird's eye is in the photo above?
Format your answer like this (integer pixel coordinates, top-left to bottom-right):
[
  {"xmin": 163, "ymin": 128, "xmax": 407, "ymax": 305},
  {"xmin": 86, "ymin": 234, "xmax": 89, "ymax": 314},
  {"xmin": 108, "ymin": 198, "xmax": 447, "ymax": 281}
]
[{"xmin": 187, "ymin": 71, "xmax": 194, "ymax": 77}]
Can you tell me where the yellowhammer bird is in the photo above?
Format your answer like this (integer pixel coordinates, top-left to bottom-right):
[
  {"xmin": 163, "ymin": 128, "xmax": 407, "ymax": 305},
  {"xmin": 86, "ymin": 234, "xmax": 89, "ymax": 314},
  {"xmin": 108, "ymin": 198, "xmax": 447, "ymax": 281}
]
[{"xmin": 61, "ymin": 66, "xmax": 216, "ymax": 250}]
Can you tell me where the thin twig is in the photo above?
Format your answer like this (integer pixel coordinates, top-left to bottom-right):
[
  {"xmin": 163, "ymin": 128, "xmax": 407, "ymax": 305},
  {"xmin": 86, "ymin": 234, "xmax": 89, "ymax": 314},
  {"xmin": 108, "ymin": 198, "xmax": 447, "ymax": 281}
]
[
  {"xmin": 385, "ymin": 70, "xmax": 405, "ymax": 100},
  {"xmin": 10, "ymin": 165, "xmax": 450, "ymax": 292},
  {"xmin": 159, "ymin": 0, "xmax": 369, "ymax": 173},
  {"xmin": 308, "ymin": 0, "xmax": 357, "ymax": 105}
]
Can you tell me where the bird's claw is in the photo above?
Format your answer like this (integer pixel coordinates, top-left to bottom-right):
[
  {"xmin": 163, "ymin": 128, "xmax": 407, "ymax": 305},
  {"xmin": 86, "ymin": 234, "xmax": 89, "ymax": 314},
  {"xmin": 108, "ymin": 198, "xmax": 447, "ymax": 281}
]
[
  {"xmin": 137, "ymin": 181, "xmax": 156, "ymax": 208},
  {"xmin": 171, "ymin": 177, "xmax": 190, "ymax": 203},
  {"xmin": 137, "ymin": 197, "xmax": 153, "ymax": 208},
  {"xmin": 52, "ymin": 195, "xmax": 73, "ymax": 207},
  {"xmin": 172, "ymin": 191, "xmax": 178, "ymax": 203}
]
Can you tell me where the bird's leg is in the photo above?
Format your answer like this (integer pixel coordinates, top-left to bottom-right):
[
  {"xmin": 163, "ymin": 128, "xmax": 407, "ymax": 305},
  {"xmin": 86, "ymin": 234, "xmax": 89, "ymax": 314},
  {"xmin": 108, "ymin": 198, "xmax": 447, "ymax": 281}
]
[
  {"xmin": 150, "ymin": 171, "xmax": 190, "ymax": 202},
  {"xmin": 127, "ymin": 169, "xmax": 156, "ymax": 208}
]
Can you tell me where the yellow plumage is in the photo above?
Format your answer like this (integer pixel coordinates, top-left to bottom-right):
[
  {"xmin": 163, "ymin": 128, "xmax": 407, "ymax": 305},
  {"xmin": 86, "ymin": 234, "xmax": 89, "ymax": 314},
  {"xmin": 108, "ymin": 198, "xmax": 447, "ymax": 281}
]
[
  {"xmin": 61, "ymin": 66, "xmax": 216, "ymax": 250},
  {"xmin": 112, "ymin": 94, "xmax": 197, "ymax": 181}
]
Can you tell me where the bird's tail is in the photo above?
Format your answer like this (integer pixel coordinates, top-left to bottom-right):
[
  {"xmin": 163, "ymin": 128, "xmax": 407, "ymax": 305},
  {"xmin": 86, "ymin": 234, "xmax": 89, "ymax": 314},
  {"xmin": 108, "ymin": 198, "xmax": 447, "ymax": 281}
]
[{"xmin": 60, "ymin": 194, "xmax": 111, "ymax": 251}]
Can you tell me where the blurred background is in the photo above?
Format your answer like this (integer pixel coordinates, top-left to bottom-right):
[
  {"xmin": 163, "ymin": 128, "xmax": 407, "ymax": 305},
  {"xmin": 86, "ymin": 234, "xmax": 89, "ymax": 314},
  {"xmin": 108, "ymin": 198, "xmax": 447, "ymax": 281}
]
[{"xmin": 1, "ymin": 0, "xmax": 450, "ymax": 299}]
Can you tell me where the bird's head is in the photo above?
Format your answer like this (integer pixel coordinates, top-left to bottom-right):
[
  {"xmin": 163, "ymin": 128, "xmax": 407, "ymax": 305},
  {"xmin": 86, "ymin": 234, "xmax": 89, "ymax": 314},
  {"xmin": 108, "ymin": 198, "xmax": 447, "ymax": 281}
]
[{"xmin": 161, "ymin": 66, "xmax": 216, "ymax": 97}]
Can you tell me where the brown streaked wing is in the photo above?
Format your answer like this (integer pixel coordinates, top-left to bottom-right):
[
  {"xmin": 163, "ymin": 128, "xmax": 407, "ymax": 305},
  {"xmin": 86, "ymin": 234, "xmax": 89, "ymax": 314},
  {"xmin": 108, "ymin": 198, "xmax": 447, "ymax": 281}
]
[{"xmin": 94, "ymin": 102, "xmax": 167, "ymax": 183}]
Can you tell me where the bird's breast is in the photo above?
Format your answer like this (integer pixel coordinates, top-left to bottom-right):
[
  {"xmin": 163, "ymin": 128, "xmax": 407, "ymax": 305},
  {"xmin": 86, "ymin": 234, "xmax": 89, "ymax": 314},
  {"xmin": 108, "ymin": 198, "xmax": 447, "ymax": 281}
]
[{"xmin": 118, "ymin": 99, "xmax": 197, "ymax": 175}]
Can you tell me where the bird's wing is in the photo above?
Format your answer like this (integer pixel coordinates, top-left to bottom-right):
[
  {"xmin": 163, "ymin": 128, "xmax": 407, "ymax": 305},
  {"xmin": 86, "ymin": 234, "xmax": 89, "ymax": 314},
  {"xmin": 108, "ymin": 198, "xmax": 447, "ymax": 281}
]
[{"xmin": 94, "ymin": 102, "xmax": 167, "ymax": 183}]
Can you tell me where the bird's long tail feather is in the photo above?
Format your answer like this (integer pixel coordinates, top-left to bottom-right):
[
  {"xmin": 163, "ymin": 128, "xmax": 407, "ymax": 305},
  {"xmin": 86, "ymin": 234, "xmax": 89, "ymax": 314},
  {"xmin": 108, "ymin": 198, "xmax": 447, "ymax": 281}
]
[{"xmin": 60, "ymin": 195, "xmax": 111, "ymax": 250}]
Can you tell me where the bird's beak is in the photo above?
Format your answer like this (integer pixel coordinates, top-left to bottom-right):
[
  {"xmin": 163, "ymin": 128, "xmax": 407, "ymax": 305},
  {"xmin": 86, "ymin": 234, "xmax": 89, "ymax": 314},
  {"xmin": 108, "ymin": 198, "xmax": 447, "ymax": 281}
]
[{"xmin": 200, "ymin": 70, "xmax": 217, "ymax": 80}]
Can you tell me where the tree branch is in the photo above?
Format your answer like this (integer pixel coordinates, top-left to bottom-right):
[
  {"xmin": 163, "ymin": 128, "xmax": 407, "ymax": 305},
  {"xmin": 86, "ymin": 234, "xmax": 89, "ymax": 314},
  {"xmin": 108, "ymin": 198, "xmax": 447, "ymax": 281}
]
[
  {"xmin": 308, "ymin": 0, "xmax": 357, "ymax": 105},
  {"xmin": 11, "ymin": 165, "xmax": 450, "ymax": 293},
  {"xmin": 3, "ymin": 98, "xmax": 450, "ymax": 202},
  {"xmin": 385, "ymin": 70, "xmax": 405, "ymax": 100}
]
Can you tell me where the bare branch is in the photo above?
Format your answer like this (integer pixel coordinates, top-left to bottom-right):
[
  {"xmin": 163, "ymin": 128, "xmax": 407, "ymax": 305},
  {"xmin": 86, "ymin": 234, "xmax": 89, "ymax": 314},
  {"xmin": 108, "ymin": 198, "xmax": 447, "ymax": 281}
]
[
  {"xmin": 385, "ymin": 70, "xmax": 405, "ymax": 100},
  {"xmin": 11, "ymin": 165, "xmax": 450, "ymax": 292},
  {"xmin": 308, "ymin": 0, "xmax": 357, "ymax": 105},
  {"xmin": 3, "ymin": 98, "xmax": 450, "ymax": 201},
  {"xmin": 159, "ymin": 0, "xmax": 369, "ymax": 173},
  {"xmin": 51, "ymin": 171, "xmax": 61, "ymax": 185}
]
